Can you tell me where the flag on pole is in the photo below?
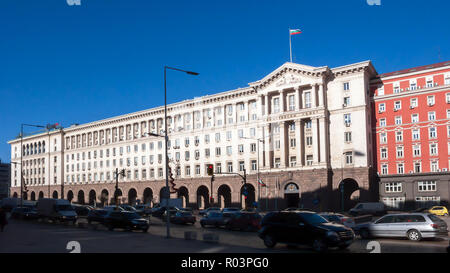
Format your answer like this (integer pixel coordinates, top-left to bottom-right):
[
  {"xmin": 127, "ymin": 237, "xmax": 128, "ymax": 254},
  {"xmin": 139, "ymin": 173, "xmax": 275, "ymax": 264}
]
[
  {"xmin": 289, "ymin": 29, "xmax": 302, "ymax": 35},
  {"xmin": 258, "ymin": 179, "xmax": 267, "ymax": 187}
]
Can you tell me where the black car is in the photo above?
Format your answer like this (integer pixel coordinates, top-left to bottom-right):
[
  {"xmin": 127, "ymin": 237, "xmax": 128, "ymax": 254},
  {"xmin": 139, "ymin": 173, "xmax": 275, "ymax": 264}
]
[
  {"xmin": 164, "ymin": 211, "xmax": 196, "ymax": 225},
  {"xmin": 152, "ymin": 206, "xmax": 179, "ymax": 218},
  {"xmin": 87, "ymin": 209, "xmax": 108, "ymax": 224},
  {"xmin": 72, "ymin": 204, "xmax": 93, "ymax": 217},
  {"xmin": 258, "ymin": 211, "xmax": 355, "ymax": 252},
  {"xmin": 199, "ymin": 207, "xmax": 221, "ymax": 216},
  {"xmin": 10, "ymin": 207, "xmax": 39, "ymax": 220},
  {"xmin": 103, "ymin": 211, "xmax": 149, "ymax": 232},
  {"xmin": 200, "ymin": 212, "xmax": 234, "ymax": 228}
]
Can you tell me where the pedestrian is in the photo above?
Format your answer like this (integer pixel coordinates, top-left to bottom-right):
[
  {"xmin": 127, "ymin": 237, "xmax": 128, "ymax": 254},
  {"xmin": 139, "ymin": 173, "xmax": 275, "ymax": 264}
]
[{"xmin": 0, "ymin": 208, "xmax": 8, "ymax": 232}]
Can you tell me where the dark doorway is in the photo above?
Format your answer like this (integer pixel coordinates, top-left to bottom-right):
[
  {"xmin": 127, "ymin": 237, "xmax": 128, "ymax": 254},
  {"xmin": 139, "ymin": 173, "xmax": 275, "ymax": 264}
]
[
  {"xmin": 67, "ymin": 191, "xmax": 74, "ymax": 202},
  {"xmin": 240, "ymin": 184, "xmax": 256, "ymax": 209},
  {"xmin": 128, "ymin": 188, "xmax": 137, "ymax": 205},
  {"xmin": 143, "ymin": 188, "xmax": 153, "ymax": 205},
  {"xmin": 284, "ymin": 182, "xmax": 300, "ymax": 208},
  {"xmin": 52, "ymin": 191, "xmax": 58, "ymax": 199},
  {"xmin": 177, "ymin": 186, "xmax": 189, "ymax": 208},
  {"xmin": 89, "ymin": 190, "xmax": 96, "ymax": 206},
  {"xmin": 196, "ymin": 186, "xmax": 210, "ymax": 209},
  {"xmin": 339, "ymin": 179, "xmax": 360, "ymax": 211},
  {"xmin": 218, "ymin": 184, "xmax": 232, "ymax": 208},
  {"xmin": 100, "ymin": 189, "xmax": 109, "ymax": 206},
  {"xmin": 30, "ymin": 192, "xmax": 36, "ymax": 201},
  {"xmin": 78, "ymin": 190, "xmax": 85, "ymax": 205}
]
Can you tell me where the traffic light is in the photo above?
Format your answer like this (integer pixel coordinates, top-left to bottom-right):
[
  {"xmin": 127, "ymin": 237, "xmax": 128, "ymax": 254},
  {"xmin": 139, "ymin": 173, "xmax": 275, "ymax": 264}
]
[{"xmin": 207, "ymin": 164, "xmax": 214, "ymax": 176}]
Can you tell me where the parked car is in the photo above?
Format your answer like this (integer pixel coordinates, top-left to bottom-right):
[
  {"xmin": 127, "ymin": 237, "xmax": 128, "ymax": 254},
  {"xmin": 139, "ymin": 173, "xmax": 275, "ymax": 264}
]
[
  {"xmin": 37, "ymin": 198, "xmax": 77, "ymax": 223},
  {"xmin": 134, "ymin": 204, "xmax": 152, "ymax": 216},
  {"xmin": 87, "ymin": 209, "xmax": 108, "ymax": 224},
  {"xmin": 71, "ymin": 204, "xmax": 93, "ymax": 216},
  {"xmin": 349, "ymin": 202, "xmax": 386, "ymax": 216},
  {"xmin": 428, "ymin": 206, "xmax": 449, "ymax": 216},
  {"xmin": 226, "ymin": 212, "xmax": 262, "ymax": 231},
  {"xmin": 199, "ymin": 207, "xmax": 221, "ymax": 216},
  {"xmin": 200, "ymin": 212, "xmax": 234, "ymax": 228},
  {"xmin": 221, "ymin": 207, "xmax": 241, "ymax": 214},
  {"xmin": 319, "ymin": 213, "xmax": 356, "ymax": 229},
  {"xmin": 120, "ymin": 204, "xmax": 145, "ymax": 216},
  {"xmin": 10, "ymin": 207, "xmax": 39, "ymax": 220},
  {"xmin": 258, "ymin": 211, "xmax": 355, "ymax": 252},
  {"xmin": 103, "ymin": 211, "xmax": 149, "ymax": 232},
  {"xmin": 358, "ymin": 213, "xmax": 448, "ymax": 241},
  {"xmin": 103, "ymin": 206, "xmax": 125, "ymax": 212},
  {"xmin": 164, "ymin": 211, "xmax": 196, "ymax": 225},
  {"xmin": 152, "ymin": 206, "xmax": 179, "ymax": 218}
]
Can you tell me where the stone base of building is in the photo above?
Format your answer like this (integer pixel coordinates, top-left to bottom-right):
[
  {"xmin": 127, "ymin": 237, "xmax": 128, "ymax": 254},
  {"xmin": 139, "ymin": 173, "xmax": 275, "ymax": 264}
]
[
  {"xmin": 10, "ymin": 167, "xmax": 377, "ymax": 212},
  {"xmin": 378, "ymin": 172, "xmax": 450, "ymax": 211}
]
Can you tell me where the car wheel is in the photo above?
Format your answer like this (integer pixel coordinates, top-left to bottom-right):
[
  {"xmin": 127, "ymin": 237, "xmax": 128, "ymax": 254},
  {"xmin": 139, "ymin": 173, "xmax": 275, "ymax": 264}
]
[
  {"xmin": 407, "ymin": 229, "xmax": 422, "ymax": 241},
  {"xmin": 263, "ymin": 235, "xmax": 277, "ymax": 248},
  {"xmin": 312, "ymin": 239, "xmax": 328, "ymax": 253},
  {"xmin": 360, "ymin": 228, "xmax": 371, "ymax": 239}
]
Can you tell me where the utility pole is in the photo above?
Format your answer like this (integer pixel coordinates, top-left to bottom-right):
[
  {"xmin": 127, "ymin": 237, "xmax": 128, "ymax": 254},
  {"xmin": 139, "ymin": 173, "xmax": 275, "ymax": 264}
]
[{"xmin": 115, "ymin": 168, "xmax": 125, "ymax": 210}]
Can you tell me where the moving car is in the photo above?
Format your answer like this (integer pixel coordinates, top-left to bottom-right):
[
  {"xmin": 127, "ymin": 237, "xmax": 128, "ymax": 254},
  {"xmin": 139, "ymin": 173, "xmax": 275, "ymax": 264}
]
[
  {"xmin": 120, "ymin": 204, "xmax": 145, "ymax": 216},
  {"xmin": 164, "ymin": 211, "xmax": 196, "ymax": 225},
  {"xmin": 10, "ymin": 207, "xmax": 39, "ymax": 220},
  {"xmin": 258, "ymin": 211, "xmax": 355, "ymax": 252},
  {"xmin": 358, "ymin": 213, "xmax": 448, "ymax": 241},
  {"xmin": 199, "ymin": 207, "xmax": 221, "ymax": 216},
  {"xmin": 221, "ymin": 207, "xmax": 241, "ymax": 213},
  {"xmin": 134, "ymin": 204, "xmax": 152, "ymax": 216},
  {"xmin": 225, "ymin": 212, "xmax": 262, "ymax": 231},
  {"xmin": 319, "ymin": 212, "xmax": 356, "ymax": 229},
  {"xmin": 349, "ymin": 202, "xmax": 385, "ymax": 216},
  {"xmin": 87, "ymin": 209, "xmax": 108, "ymax": 224},
  {"xmin": 200, "ymin": 212, "xmax": 234, "ymax": 228},
  {"xmin": 152, "ymin": 206, "xmax": 179, "ymax": 218},
  {"xmin": 103, "ymin": 211, "xmax": 149, "ymax": 232},
  {"xmin": 72, "ymin": 204, "xmax": 93, "ymax": 216},
  {"xmin": 428, "ymin": 206, "xmax": 449, "ymax": 216},
  {"xmin": 36, "ymin": 198, "xmax": 77, "ymax": 223}
]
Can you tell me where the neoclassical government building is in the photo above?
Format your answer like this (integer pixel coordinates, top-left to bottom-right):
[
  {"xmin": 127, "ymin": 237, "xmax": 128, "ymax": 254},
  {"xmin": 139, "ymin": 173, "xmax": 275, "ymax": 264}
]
[{"xmin": 8, "ymin": 61, "xmax": 379, "ymax": 211}]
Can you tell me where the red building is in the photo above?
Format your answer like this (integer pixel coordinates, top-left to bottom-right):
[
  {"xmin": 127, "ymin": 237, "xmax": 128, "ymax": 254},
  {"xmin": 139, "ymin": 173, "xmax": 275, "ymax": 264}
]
[{"xmin": 371, "ymin": 61, "xmax": 450, "ymax": 210}]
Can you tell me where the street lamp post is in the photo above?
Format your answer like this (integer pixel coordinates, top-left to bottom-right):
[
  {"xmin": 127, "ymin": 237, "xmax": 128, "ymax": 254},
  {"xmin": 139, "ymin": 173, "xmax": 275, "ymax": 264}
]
[{"xmin": 163, "ymin": 66, "xmax": 199, "ymax": 238}]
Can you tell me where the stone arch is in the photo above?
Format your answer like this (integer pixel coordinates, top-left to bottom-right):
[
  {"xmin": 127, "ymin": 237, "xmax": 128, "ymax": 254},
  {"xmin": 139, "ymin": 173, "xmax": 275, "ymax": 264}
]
[
  {"xmin": 128, "ymin": 188, "xmax": 137, "ymax": 205},
  {"xmin": 67, "ymin": 190, "xmax": 74, "ymax": 202},
  {"xmin": 177, "ymin": 186, "xmax": 189, "ymax": 208},
  {"xmin": 113, "ymin": 188, "xmax": 123, "ymax": 205},
  {"xmin": 52, "ymin": 191, "xmax": 58, "ymax": 199},
  {"xmin": 38, "ymin": 191, "xmax": 44, "ymax": 200},
  {"xmin": 100, "ymin": 189, "xmax": 109, "ymax": 206},
  {"xmin": 196, "ymin": 185, "xmax": 210, "ymax": 209},
  {"xmin": 30, "ymin": 191, "xmax": 36, "ymax": 201},
  {"xmin": 240, "ymin": 183, "xmax": 256, "ymax": 209},
  {"xmin": 78, "ymin": 190, "xmax": 85, "ymax": 205},
  {"xmin": 23, "ymin": 191, "xmax": 28, "ymax": 200},
  {"xmin": 89, "ymin": 190, "xmax": 97, "ymax": 206},
  {"xmin": 283, "ymin": 181, "xmax": 300, "ymax": 208},
  {"xmin": 338, "ymin": 178, "xmax": 360, "ymax": 211},
  {"xmin": 217, "ymin": 184, "xmax": 232, "ymax": 209},
  {"xmin": 13, "ymin": 192, "xmax": 18, "ymax": 198},
  {"xmin": 142, "ymin": 188, "xmax": 153, "ymax": 205}
]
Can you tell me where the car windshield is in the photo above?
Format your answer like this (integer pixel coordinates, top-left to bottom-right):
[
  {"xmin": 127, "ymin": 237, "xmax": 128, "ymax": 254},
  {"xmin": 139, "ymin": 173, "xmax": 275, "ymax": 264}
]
[
  {"xmin": 56, "ymin": 205, "xmax": 74, "ymax": 211},
  {"xmin": 300, "ymin": 213, "xmax": 328, "ymax": 224},
  {"xmin": 208, "ymin": 212, "xmax": 221, "ymax": 217},
  {"xmin": 428, "ymin": 214, "xmax": 445, "ymax": 223}
]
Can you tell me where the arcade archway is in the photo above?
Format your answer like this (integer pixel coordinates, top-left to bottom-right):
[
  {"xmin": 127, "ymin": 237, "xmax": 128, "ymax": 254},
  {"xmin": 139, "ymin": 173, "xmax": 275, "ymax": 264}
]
[
  {"xmin": 143, "ymin": 188, "xmax": 153, "ymax": 205},
  {"xmin": 177, "ymin": 186, "xmax": 189, "ymax": 208},
  {"xmin": 89, "ymin": 190, "xmax": 97, "ymax": 206},
  {"xmin": 240, "ymin": 184, "xmax": 255, "ymax": 209},
  {"xmin": 78, "ymin": 190, "xmax": 85, "ymax": 205},
  {"xmin": 218, "ymin": 184, "xmax": 232, "ymax": 209},
  {"xmin": 128, "ymin": 188, "xmax": 137, "ymax": 205},
  {"xmin": 339, "ymin": 178, "xmax": 360, "ymax": 211},
  {"xmin": 196, "ymin": 186, "xmax": 210, "ymax": 209}
]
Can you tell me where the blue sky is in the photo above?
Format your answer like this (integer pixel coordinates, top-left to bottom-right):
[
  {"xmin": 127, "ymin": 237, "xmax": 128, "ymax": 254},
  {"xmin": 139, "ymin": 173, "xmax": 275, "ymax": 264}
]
[{"xmin": 0, "ymin": 0, "xmax": 449, "ymax": 162}]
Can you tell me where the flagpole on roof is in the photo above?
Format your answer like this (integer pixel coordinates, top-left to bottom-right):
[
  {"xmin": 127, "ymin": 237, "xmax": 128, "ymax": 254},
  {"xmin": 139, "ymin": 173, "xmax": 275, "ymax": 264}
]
[{"xmin": 289, "ymin": 28, "xmax": 292, "ymax": 62}]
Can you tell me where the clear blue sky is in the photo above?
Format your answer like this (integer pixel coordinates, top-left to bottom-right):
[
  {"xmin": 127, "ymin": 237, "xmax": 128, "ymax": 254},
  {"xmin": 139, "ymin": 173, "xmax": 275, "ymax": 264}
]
[{"xmin": 0, "ymin": 0, "xmax": 449, "ymax": 162}]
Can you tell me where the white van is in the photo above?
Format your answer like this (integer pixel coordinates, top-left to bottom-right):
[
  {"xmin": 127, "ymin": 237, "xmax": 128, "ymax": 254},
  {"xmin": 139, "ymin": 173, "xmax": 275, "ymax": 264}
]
[{"xmin": 349, "ymin": 202, "xmax": 385, "ymax": 216}]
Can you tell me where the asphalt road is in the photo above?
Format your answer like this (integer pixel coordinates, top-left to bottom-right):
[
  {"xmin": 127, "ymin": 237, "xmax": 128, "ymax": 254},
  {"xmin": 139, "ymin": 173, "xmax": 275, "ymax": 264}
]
[{"xmin": 1, "ymin": 214, "xmax": 449, "ymax": 253}]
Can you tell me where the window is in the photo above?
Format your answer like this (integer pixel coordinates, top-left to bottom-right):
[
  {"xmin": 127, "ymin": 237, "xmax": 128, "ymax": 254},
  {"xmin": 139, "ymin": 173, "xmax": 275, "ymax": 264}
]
[
  {"xmin": 305, "ymin": 120, "xmax": 312, "ymax": 129},
  {"xmin": 215, "ymin": 147, "xmax": 221, "ymax": 156},
  {"xmin": 445, "ymin": 75, "xmax": 450, "ymax": 85},
  {"xmin": 226, "ymin": 131, "xmax": 232, "ymax": 140},
  {"xmin": 382, "ymin": 197, "xmax": 405, "ymax": 210},
  {"xmin": 397, "ymin": 163, "xmax": 404, "ymax": 174},
  {"xmin": 226, "ymin": 146, "xmax": 232, "ymax": 156},
  {"xmin": 239, "ymin": 161, "xmax": 245, "ymax": 171},
  {"xmin": 344, "ymin": 132, "xmax": 352, "ymax": 143},
  {"xmin": 410, "ymin": 80, "xmax": 417, "ymax": 90},
  {"xmin": 428, "ymin": 112, "xmax": 436, "ymax": 121},
  {"xmin": 381, "ymin": 164, "xmax": 388, "ymax": 175},
  {"xmin": 251, "ymin": 160, "xmax": 257, "ymax": 171},
  {"xmin": 447, "ymin": 93, "xmax": 450, "ymax": 103},
  {"xmin": 250, "ymin": 143, "xmax": 257, "ymax": 152},
  {"xmin": 306, "ymin": 136, "xmax": 313, "ymax": 146},
  {"xmin": 304, "ymin": 92, "xmax": 311, "ymax": 108},
  {"xmin": 274, "ymin": 158, "xmax": 280, "ymax": 168},
  {"xmin": 380, "ymin": 133, "xmax": 387, "ymax": 143},
  {"xmin": 395, "ymin": 116, "xmax": 402, "ymax": 125},
  {"xmin": 378, "ymin": 103, "xmax": 385, "ymax": 112},
  {"xmin": 410, "ymin": 98, "xmax": 418, "ymax": 108},
  {"xmin": 378, "ymin": 86, "xmax": 384, "ymax": 96},
  {"xmin": 430, "ymin": 161, "xmax": 439, "ymax": 172},
  {"xmin": 344, "ymin": 114, "xmax": 351, "ymax": 125},
  {"xmin": 216, "ymin": 163, "xmax": 222, "ymax": 174},
  {"xmin": 393, "ymin": 84, "xmax": 400, "ymax": 93},
  {"xmin": 345, "ymin": 152, "xmax": 353, "ymax": 164},
  {"xmin": 195, "ymin": 165, "xmax": 200, "ymax": 175},
  {"xmin": 379, "ymin": 118, "xmax": 386, "ymax": 127},
  {"xmin": 394, "ymin": 101, "xmax": 401, "ymax": 110},
  {"xmin": 426, "ymin": 78, "xmax": 434, "ymax": 88},
  {"xmin": 227, "ymin": 162, "xmax": 233, "ymax": 173},
  {"xmin": 215, "ymin": 133, "xmax": 220, "ymax": 142},
  {"xmin": 288, "ymin": 95, "xmax": 295, "ymax": 111},
  {"xmin": 273, "ymin": 97, "xmax": 280, "ymax": 113},
  {"xmin": 427, "ymin": 95, "xmax": 435, "ymax": 106},
  {"xmin": 343, "ymin": 97, "xmax": 350, "ymax": 107},
  {"xmin": 396, "ymin": 146, "xmax": 404, "ymax": 158},
  {"xmin": 414, "ymin": 162, "xmax": 421, "ymax": 173},
  {"xmin": 380, "ymin": 148, "xmax": 387, "ymax": 159},
  {"xmin": 413, "ymin": 145, "xmax": 421, "ymax": 157},
  {"xmin": 429, "ymin": 143, "xmax": 438, "ymax": 155},
  {"xmin": 290, "ymin": 138, "xmax": 296, "ymax": 147},
  {"xmin": 289, "ymin": 156, "xmax": 296, "ymax": 167},
  {"xmin": 395, "ymin": 131, "xmax": 403, "ymax": 142},
  {"xmin": 418, "ymin": 181, "xmax": 436, "ymax": 192},
  {"xmin": 343, "ymin": 82, "xmax": 350, "ymax": 91},
  {"xmin": 385, "ymin": 182, "xmax": 402, "ymax": 193},
  {"xmin": 429, "ymin": 127, "xmax": 437, "ymax": 139},
  {"xmin": 412, "ymin": 129, "xmax": 420, "ymax": 140},
  {"xmin": 238, "ymin": 144, "xmax": 244, "ymax": 153},
  {"xmin": 306, "ymin": 155, "xmax": 313, "ymax": 166},
  {"xmin": 411, "ymin": 114, "xmax": 419, "ymax": 123}
]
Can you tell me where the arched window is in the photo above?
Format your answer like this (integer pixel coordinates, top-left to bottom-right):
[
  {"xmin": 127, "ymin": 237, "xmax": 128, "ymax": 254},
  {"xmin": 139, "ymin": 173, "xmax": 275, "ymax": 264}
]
[
  {"xmin": 34, "ymin": 143, "xmax": 37, "ymax": 154},
  {"xmin": 27, "ymin": 144, "xmax": 30, "ymax": 155},
  {"xmin": 23, "ymin": 145, "xmax": 26, "ymax": 156},
  {"xmin": 38, "ymin": 142, "xmax": 42, "ymax": 153},
  {"xmin": 42, "ymin": 141, "xmax": 46, "ymax": 153}
]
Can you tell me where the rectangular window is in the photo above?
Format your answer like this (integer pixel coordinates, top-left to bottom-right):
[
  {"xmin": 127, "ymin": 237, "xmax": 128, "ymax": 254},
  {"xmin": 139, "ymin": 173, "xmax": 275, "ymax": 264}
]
[
  {"xmin": 427, "ymin": 95, "xmax": 435, "ymax": 106},
  {"xmin": 394, "ymin": 101, "xmax": 401, "ymax": 110},
  {"xmin": 410, "ymin": 98, "xmax": 418, "ymax": 108},
  {"xmin": 428, "ymin": 111, "xmax": 436, "ymax": 121},
  {"xmin": 429, "ymin": 127, "xmax": 437, "ymax": 139},
  {"xmin": 251, "ymin": 160, "xmax": 257, "ymax": 170},
  {"xmin": 344, "ymin": 114, "xmax": 351, "ymax": 125},
  {"xmin": 345, "ymin": 152, "xmax": 353, "ymax": 164},
  {"xmin": 273, "ymin": 97, "xmax": 280, "ymax": 113},
  {"xmin": 381, "ymin": 164, "xmax": 388, "ymax": 175},
  {"xmin": 380, "ymin": 133, "xmax": 387, "ymax": 144},
  {"xmin": 396, "ymin": 131, "xmax": 403, "ymax": 142},
  {"xmin": 412, "ymin": 129, "xmax": 420, "ymax": 140},
  {"xmin": 288, "ymin": 95, "xmax": 295, "ymax": 111},
  {"xmin": 379, "ymin": 118, "xmax": 386, "ymax": 127},
  {"xmin": 418, "ymin": 181, "xmax": 436, "ymax": 192},
  {"xmin": 414, "ymin": 162, "xmax": 422, "ymax": 173},
  {"xmin": 395, "ymin": 116, "xmax": 402, "ymax": 125},
  {"xmin": 380, "ymin": 148, "xmax": 388, "ymax": 159},
  {"xmin": 396, "ymin": 146, "xmax": 404, "ymax": 158},
  {"xmin": 304, "ymin": 92, "xmax": 311, "ymax": 108},
  {"xmin": 378, "ymin": 103, "xmax": 385, "ymax": 112},
  {"xmin": 343, "ymin": 82, "xmax": 350, "ymax": 91},
  {"xmin": 429, "ymin": 143, "xmax": 438, "ymax": 155},
  {"xmin": 430, "ymin": 161, "xmax": 439, "ymax": 172},
  {"xmin": 397, "ymin": 163, "xmax": 404, "ymax": 174},
  {"xmin": 306, "ymin": 155, "xmax": 313, "ymax": 166},
  {"xmin": 345, "ymin": 132, "xmax": 352, "ymax": 143},
  {"xmin": 343, "ymin": 97, "xmax": 350, "ymax": 107},
  {"xmin": 411, "ymin": 114, "xmax": 419, "ymax": 123},
  {"xmin": 385, "ymin": 182, "xmax": 402, "ymax": 193},
  {"xmin": 413, "ymin": 144, "xmax": 421, "ymax": 157}
]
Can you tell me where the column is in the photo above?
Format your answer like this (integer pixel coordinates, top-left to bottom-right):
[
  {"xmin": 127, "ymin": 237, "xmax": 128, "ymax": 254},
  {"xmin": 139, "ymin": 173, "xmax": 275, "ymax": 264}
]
[
  {"xmin": 295, "ymin": 119, "xmax": 303, "ymax": 166},
  {"xmin": 318, "ymin": 83, "xmax": 324, "ymax": 107},
  {"xmin": 264, "ymin": 124, "xmax": 271, "ymax": 168},
  {"xmin": 246, "ymin": 100, "xmax": 250, "ymax": 121},
  {"xmin": 318, "ymin": 117, "xmax": 327, "ymax": 163},
  {"xmin": 258, "ymin": 125, "xmax": 265, "ymax": 168},
  {"xmin": 279, "ymin": 121, "xmax": 287, "ymax": 168},
  {"xmin": 295, "ymin": 87, "xmax": 301, "ymax": 111},
  {"xmin": 264, "ymin": 94, "xmax": 269, "ymax": 116},
  {"xmin": 311, "ymin": 118, "xmax": 319, "ymax": 164},
  {"xmin": 311, "ymin": 84, "xmax": 317, "ymax": 108},
  {"xmin": 257, "ymin": 95, "xmax": 263, "ymax": 118},
  {"xmin": 279, "ymin": 90, "xmax": 285, "ymax": 113}
]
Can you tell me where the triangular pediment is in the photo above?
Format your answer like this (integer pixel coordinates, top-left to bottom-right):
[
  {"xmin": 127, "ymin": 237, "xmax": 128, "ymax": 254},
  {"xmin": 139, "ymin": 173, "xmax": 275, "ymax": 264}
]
[{"xmin": 249, "ymin": 62, "xmax": 330, "ymax": 91}]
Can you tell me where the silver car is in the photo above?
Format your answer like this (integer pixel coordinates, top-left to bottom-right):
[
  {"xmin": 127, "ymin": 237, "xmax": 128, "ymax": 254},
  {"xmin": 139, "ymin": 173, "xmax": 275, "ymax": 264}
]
[{"xmin": 359, "ymin": 213, "xmax": 448, "ymax": 241}]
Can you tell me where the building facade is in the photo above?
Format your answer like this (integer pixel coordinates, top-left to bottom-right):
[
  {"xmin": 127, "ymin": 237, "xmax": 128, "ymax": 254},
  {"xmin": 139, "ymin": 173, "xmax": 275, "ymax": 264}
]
[
  {"xmin": 0, "ymin": 160, "xmax": 11, "ymax": 200},
  {"xmin": 8, "ymin": 61, "xmax": 379, "ymax": 211},
  {"xmin": 371, "ymin": 61, "xmax": 450, "ymax": 210}
]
